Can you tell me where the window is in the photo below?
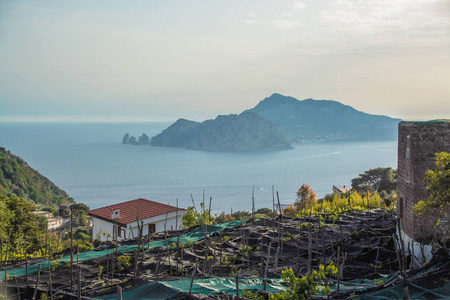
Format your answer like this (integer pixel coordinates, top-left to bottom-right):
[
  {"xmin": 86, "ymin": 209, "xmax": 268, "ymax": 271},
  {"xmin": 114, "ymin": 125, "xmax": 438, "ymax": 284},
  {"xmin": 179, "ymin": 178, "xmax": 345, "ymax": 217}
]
[{"xmin": 118, "ymin": 225, "xmax": 122, "ymax": 237}]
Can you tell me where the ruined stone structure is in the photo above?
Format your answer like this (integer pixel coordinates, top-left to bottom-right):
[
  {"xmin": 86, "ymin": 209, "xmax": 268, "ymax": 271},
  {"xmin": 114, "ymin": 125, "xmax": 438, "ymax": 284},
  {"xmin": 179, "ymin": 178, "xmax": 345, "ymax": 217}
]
[{"xmin": 397, "ymin": 121, "xmax": 450, "ymax": 241}]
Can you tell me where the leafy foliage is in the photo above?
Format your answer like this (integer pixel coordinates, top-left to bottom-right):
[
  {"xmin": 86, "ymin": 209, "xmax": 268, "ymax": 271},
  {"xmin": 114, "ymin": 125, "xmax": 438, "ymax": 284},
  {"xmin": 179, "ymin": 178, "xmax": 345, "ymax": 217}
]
[
  {"xmin": 0, "ymin": 195, "xmax": 47, "ymax": 253},
  {"xmin": 244, "ymin": 263, "xmax": 338, "ymax": 300},
  {"xmin": 351, "ymin": 167, "xmax": 397, "ymax": 196},
  {"xmin": 285, "ymin": 190, "xmax": 393, "ymax": 218},
  {"xmin": 182, "ymin": 203, "xmax": 215, "ymax": 229},
  {"xmin": 414, "ymin": 152, "xmax": 450, "ymax": 218},
  {"xmin": 232, "ymin": 210, "xmax": 252, "ymax": 220},
  {"xmin": 295, "ymin": 184, "xmax": 317, "ymax": 210},
  {"xmin": 215, "ymin": 212, "xmax": 235, "ymax": 223},
  {"xmin": 118, "ymin": 255, "xmax": 131, "ymax": 272},
  {"xmin": 256, "ymin": 207, "xmax": 273, "ymax": 217},
  {"xmin": 0, "ymin": 147, "xmax": 73, "ymax": 207}
]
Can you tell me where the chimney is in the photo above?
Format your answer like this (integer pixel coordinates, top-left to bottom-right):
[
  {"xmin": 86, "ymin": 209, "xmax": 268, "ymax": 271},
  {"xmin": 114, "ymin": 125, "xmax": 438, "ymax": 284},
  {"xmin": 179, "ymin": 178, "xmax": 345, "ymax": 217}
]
[{"xmin": 111, "ymin": 209, "xmax": 120, "ymax": 220}]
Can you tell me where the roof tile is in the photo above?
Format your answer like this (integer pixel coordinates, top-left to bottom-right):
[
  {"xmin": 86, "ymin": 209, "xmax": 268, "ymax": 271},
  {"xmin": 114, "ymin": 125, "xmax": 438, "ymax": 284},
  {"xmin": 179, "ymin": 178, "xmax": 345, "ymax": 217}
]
[{"xmin": 88, "ymin": 198, "xmax": 186, "ymax": 226}]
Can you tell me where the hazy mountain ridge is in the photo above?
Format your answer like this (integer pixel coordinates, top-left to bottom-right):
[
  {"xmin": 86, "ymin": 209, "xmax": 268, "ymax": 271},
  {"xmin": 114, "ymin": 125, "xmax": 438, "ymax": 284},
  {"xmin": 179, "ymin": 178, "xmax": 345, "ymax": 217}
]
[
  {"xmin": 150, "ymin": 111, "xmax": 293, "ymax": 151},
  {"xmin": 246, "ymin": 93, "xmax": 401, "ymax": 143},
  {"xmin": 0, "ymin": 147, "xmax": 73, "ymax": 206}
]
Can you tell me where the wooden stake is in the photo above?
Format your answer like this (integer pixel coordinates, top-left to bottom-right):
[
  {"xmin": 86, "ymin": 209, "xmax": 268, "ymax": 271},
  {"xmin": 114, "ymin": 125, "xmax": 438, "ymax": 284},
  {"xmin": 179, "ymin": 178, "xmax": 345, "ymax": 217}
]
[
  {"xmin": 78, "ymin": 263, "xmax": 82, "ymax": 300},
  {"xmin": 32, "ymin": 264, "xmax": 41, "ymax": 300},
  {"xmin": 235, "ymin": 273, "xmax": 240, "ymax": 299},
  {"xmin": 4, "ymin": 229, "xmax": 11, "ymax": 299},
  {"xmin": 70, "ymin": 208, "xmax": 74, "ymax": 292},
  {"xmin": 307, "ymin": 225, "xmax": 312, "ymax": 275},
  {"xmin": 117, "ymin": 285, "xmax": 123, "ymax": 300},
  {"xmin": 189, "ymin": 260, "xmax": 197, "ymax": 294},
  {"xmin": 190, "ymin": 194, "xmax": 197, "ymax": 213},
  {"xmin": 264, "ymin": 241, "xmax": 272, "ymax": 291},
  {"xmin": 48, "ymin": 241, "xmax": 53, "ymax": 298},
  {"xmin": 25, "ymin": 255, "xmax": 29, "ymax": 287},
  {"xmin": 252, "ymin": 185, "xmax": 255, "ymax": 220}
]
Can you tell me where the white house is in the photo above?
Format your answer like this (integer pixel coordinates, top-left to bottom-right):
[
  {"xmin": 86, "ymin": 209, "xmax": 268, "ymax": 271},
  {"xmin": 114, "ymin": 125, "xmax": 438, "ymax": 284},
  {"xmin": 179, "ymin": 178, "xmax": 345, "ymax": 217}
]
[
  {"xmin": 47, "ymin": 217, "xmax": 67, "ymax": 231},
  {"xmin": 88, "ymin": 198, "xmax": 187, "ymax": 242}
]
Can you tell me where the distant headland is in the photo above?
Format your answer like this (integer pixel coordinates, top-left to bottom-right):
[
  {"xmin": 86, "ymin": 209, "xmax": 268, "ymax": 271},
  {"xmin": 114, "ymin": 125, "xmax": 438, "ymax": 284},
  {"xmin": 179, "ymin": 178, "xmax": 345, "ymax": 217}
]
[{"xmin": 122, "ymin": 93, "xmax": 402, "ymax": 150}]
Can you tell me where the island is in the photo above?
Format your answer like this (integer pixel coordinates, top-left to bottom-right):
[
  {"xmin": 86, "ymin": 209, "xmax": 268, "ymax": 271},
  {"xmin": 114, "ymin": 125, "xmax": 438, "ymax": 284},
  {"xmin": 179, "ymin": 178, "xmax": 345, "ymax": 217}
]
[{"xmin": 150, "ymin": 111, "xmax": 293, "ymax": 151}]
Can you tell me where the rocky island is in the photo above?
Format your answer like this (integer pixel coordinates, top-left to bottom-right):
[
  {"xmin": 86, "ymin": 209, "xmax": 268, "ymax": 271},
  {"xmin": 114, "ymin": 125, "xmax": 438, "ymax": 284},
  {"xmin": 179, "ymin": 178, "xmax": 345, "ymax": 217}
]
[
  {"xmin": 122, "ymin": 133, "xmax": 150, "ymax": 145},
  {"xmin": 122, "ymin": 93, "xmax": 402, "ymax": 150},
  {"xmin": 150, "ymin": 111, "xmax": 293, "ymax": 151},
  {"xmin": 247, "ymin": 93, "xmax": 401, "ymax": 143}
]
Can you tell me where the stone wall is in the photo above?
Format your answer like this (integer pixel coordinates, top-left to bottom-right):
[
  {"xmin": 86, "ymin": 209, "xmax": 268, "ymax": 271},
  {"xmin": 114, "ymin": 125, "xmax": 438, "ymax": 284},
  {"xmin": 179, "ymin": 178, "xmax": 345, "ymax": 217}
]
[{"xmin": 397, "ymin": 121, "xmax": 450, "ymax": 241}]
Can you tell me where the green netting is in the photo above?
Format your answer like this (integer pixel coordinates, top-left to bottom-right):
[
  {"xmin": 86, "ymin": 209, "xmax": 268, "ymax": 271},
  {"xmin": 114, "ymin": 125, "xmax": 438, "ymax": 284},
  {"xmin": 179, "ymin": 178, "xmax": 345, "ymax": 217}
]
[
  {"xmin": 0, "ymin": 220, "xmax": 246, "ymax": 280},
  {"xmin": 351, "ymin": 281, "xmax": 450, "ymax": 299},
  {"xmin": 95, "ymin": 271, "xmax": 450, "ymax": 300},
  {"xmin": 326, "ymin": 272, "xmax": 399, "ymax": 294},
  {"xmin": 95, "ymin": 277, "xmax": 286, "ymax": 300}
]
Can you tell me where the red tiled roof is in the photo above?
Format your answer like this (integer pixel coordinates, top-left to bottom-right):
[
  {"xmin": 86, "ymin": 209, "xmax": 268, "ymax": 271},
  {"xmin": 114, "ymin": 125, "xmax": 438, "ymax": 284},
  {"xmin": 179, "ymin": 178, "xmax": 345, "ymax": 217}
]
[{"xmin": 88, "ymin": 198, "xmax": 186, "ymax": 226}]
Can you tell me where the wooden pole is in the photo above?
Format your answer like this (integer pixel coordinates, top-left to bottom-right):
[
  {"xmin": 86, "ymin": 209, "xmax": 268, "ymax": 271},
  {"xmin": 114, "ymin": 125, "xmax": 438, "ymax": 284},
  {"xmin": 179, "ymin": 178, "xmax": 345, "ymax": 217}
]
[
  {"xmin": 190, "ymin": 194, "xmax": 197, "ymax": 213},
  {"xmin": 264, "ymin": 241, "xmax": 272, "ymax": 291},
  {"xmin": 307, "ymin": 225, "xmax": 312, "ymax": 275},
  {"xmin": 235, "ymin": 273, "xmax": 240, "ymax": 299},
  {"xmin": 117, "ymin": 285, "xmax": 123, "ymax": 300},
  {"xmin": 337, "ymin": 246, "xmax": 341, "ymax": 292},
  {"xmin": 32, "ymin": 264, "xmax": 41, "ymax": 300},
  {"xmin": 70, "ymin": 207, "xmax": 74, "ymax": 292},
  {"xmin": 252, "ymin": 185, "xmax": 255, "ymax": 220},
  {"xmin": 189, "ymin": 260, "xmax": 197, "ymax": 294},
  {"xmin": 4, "ymin": 229, "xmax": 11, "ymax": 298},
  {"xmin": 272, "ymin": 185, "xmax": 275, "ymax": 220},
  {"xmin": 25, "ymin": 255, "xmax": 29, "ymax": 287},
  {"xmin": 208, "ymin": 197, "xmax": 212, "ymax": 227},
  {"xmin": 48, "ymin": 241, "xmax": 53, "ymax": 298},
  {"xmin": 78, "ymin": 264, "xmax": 82, "ymax": 300}
]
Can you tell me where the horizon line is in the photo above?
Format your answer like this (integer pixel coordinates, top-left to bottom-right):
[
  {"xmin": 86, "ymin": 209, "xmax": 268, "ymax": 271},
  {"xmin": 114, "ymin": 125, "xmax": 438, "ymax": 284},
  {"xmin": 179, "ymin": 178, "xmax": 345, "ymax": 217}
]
[{"xmin": 0, "ymin": 116, "xmax": 176, "ymax": 123}]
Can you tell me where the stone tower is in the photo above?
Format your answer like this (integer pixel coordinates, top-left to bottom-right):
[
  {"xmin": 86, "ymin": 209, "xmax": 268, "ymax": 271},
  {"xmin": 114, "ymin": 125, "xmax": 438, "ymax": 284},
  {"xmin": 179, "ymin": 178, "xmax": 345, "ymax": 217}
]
[{"xmin": 397, "ymin": 121, "xmax": 450, "ymax": 241}]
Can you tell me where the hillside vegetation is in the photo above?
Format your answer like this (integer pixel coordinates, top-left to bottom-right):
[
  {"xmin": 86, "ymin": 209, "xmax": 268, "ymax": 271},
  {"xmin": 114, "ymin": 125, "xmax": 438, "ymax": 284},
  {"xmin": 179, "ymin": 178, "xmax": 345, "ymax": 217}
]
[{"xmin": 0, "ymin": 147, "xmax": 73, "ymax": 207}]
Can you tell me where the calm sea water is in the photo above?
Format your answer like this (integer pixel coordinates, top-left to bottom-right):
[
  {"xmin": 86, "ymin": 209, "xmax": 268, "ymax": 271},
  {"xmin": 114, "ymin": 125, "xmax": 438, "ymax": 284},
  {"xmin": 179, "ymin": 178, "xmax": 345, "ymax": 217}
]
[{"xmin": 0, "ymin": 122, "xmax": 397, "ymax": 214}]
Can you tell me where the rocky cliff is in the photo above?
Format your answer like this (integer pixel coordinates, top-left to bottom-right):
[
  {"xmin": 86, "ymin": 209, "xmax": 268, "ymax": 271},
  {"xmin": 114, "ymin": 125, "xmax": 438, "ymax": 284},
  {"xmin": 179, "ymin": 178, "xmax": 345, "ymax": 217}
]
[
  {"xmin": 150, "ymin": 112, "xmax": 292, "ymax": 151},
  {"xmin": 122, "ymin": 133, "xmax": 150, "ymax": 145}
]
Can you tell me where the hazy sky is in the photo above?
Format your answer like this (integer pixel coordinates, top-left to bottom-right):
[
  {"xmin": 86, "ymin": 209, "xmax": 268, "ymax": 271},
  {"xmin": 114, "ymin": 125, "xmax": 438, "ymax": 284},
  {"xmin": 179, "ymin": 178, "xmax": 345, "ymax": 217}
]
[{"xmin": 1, "ymin": 0, "xmax": 449, "ymax": 122}]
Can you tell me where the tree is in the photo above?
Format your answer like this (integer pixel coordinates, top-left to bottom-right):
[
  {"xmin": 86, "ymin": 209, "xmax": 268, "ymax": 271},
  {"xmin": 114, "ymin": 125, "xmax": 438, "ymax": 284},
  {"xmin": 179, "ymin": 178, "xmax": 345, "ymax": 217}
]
[
  {"xmin": 414, "ymin": 152, "xmax": 450, "ymax": 217},
  {"xmin": 0, "ymin": 199, "xmax": 13, "ymax": 241},
  {"xmin": 0, "ymin": 195, "xmax": 46, "ymax": 253},
  {"xmin": 232, "ymin": 210, "xmax": 252, "ymax": 220},
  {"xmin": 351, "ymin": 167, "xmax": 397, "ymax": 196},
  {"xmin": 182, "ymin": 206, "xmax": 198, "ymax": 228},
  {"xmin": 256, "ymin": 207, "xmax": 273, "ymax": 217},
  {"xmin": 283, "ymin": 204, "xmax": 297, "ymax": 217},
  {"xmin": 295, "ymin": 184, "xmax": 317, "ymax": 210},
  {"xmin": 181, "ymin": 204, "xmax": 215, "ymax": 229},
  {"xmin": 78, "ymin": 210, "xmax": 87, "ymax": 226}
]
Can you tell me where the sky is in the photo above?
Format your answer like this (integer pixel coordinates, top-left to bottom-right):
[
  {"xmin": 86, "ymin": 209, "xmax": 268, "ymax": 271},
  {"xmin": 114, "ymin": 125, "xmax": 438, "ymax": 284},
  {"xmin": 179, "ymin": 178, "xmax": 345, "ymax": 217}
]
[{"xmin": 0, "ymin": 0, "xmax": 449, "ymax": 122}]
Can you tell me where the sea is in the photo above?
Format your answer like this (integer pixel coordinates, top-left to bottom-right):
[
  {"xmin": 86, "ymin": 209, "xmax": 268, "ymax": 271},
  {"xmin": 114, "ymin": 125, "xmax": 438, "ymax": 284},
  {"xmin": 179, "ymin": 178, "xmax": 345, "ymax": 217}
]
[{"xmin": 0, "ymin": 122, "xmax": 397, "ymax": 214}]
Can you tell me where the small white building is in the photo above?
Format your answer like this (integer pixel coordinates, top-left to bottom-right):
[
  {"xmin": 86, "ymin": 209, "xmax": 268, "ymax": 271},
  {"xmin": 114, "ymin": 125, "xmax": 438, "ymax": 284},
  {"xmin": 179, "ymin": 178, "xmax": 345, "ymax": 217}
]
[
  {"xmin": 88, "ymin": 198, "xmax": 187, "ymax": 242},
  {"xmin": 47, "ymin": 217, "xmax": 66, "ymax": 231}
]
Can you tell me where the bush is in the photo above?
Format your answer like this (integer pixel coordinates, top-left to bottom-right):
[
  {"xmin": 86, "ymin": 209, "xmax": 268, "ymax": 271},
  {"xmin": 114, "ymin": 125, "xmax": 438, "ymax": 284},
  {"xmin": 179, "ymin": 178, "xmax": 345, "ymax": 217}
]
[{"xmin": 118, "ymin": 255, "xmax": 131, "ymax": 272}]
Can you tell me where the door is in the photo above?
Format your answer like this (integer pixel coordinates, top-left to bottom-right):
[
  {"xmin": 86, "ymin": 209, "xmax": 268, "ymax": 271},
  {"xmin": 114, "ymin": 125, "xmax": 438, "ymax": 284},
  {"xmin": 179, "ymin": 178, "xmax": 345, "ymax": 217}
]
[{"xmin": 148, "ymin": 223, "xmax": 156, "ymax": 234}]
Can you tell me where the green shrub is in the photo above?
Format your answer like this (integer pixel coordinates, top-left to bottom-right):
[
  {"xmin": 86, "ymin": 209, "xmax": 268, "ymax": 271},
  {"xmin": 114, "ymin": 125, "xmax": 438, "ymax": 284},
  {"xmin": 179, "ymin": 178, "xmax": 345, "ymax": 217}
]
[{"xmin": 118, "ymin": 255, "xmax": 131, "ymax": 272}]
